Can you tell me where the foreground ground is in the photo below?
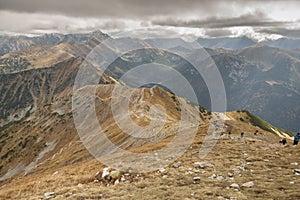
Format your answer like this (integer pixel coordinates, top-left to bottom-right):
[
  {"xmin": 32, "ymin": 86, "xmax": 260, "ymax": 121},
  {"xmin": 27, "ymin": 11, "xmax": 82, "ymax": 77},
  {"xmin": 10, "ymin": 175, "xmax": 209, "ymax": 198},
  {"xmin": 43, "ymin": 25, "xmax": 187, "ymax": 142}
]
[{"xmin": 0, "ymin": 128, "xmax": 299, "ymax": 200}]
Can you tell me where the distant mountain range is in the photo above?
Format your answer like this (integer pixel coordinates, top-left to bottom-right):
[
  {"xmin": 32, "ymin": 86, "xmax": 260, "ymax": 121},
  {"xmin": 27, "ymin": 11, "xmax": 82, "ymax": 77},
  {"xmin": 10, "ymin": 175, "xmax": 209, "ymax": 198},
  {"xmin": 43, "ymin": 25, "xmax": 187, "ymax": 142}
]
[
  {"xmin": 0, "ymin": 30, "xmax": 109, "ymax": 56},
  {"xmin": 0, "ymin": 31, "xmax": 299, "ymax": 133},
  {"xmin": 197, "ymin": 36, "xmax": 300, "ymax": 51}
]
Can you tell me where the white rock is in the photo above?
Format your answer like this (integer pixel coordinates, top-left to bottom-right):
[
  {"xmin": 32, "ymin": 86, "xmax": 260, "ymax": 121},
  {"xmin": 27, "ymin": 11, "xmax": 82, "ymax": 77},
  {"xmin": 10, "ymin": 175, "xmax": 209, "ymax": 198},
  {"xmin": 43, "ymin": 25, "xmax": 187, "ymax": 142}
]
[
  {"xmin": 172, "ymin": 161, "xmax": 182, "ymax": 168},
  {"xmin": 216, "ymin": 175, "xmax": 225, "ymax": 181},
  {"xmin": 230, "ymin": 183, "xmax": 240, "ymax": 189},
  {"xmin": 44, "ymin": 192, "xmax": 55, "ymax": 199},
  {"xmin": 114, "ymin": 179, "xmax": 119, "ymax": 185},
  {"xmin": 194, "ymin": 162, "xmax": 214, "ymax": 169},
  {"xmin": 120, "ymin": 176, "xmax": 126, "ymax": 182},
  {"xmin": 228, "ymin": 172, "xmax": 233, "ymax": 177},
  {"xmin": 294, "ymin": 169, "xmax": 300, "ymax": 175},
  {"xmin": 101, "ymin": 167, "xmax": 110, "ymax": 179},
  {"xmin": 291, "ymin": 162, "xmax": 298, "ymax": 166},
  {"xmin": 238, "ymin": 166, "xmax": 245, "ymax": 171},
  {"xmin": 77, "ymin": 183, "xmax": 83, "ymax": 188},
  {"xmin": 241, "ymin": 181, "xmax": 254, "ymax": 188},
  {"xmin": 158, "ymin": 168, "xmax": 166, "ymax": 173},
  {"xmin": 193, "ymin": 176, "xmax": 201, "ymax": 182},
  {"xmin": 209, "ymin": 174, "xmax": 217, "ymax": 179}
]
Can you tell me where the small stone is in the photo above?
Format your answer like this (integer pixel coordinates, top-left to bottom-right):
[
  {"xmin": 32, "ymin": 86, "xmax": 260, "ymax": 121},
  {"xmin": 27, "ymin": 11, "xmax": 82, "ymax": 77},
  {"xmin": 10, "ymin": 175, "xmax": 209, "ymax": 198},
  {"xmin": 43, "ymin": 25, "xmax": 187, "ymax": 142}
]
[
  {"xmin": 44, "ymin": 192, "xmax": 55, "ymax": 199},
  {"xmin": 228, "ymin": 172, "xmax": 233, "ymax": 177},
  {"xmin": 193, "ymin": 176, "xmax": 201, "ymax": 181},
  {"xmin": 209, "ymin": 174, "xmax": 217, "ymax": 179},
  {"xmin": 230, "ymin": 183, "xmax": 240, "ymax": 189},
  {"xmin": 114, "ymin": 179, "xmax": 119, "ymax": 185},
  {"xmin": 158, "ymin": 168, "xmax": 166, "ymax": 173},
  {"xmin": 120, "ymin": 176, "xmax": 126, "ymax": 182},
  {"xmin": 238, "ymin": 166, "xmax": 245, "ymax": 171},
  {"xmin": 52, "ymin": 171, "xmax": 58, "ymax": 176},
  {"xmin": 101, "ymin": 167, "xmax": 110, "ymax": 179},
  {"xmin": 294, "ymin": 169, "xmax": 300, "ymax": 175},
  {"xmin": 162, "ymin": 175, "xmax": 168, "ymax": 178},
  {"xmin": 216, "ymin": 175, "xmax": 224, "ymax": 181},
  {"xmin": 77, "ymin": 183, "xmax": 83, "ymax": 188},
  {"xmin": 241, "ymin": 181, "xmax": 254, "ymax": 188},
  {"xmin": 291, "ymin": 162, "xmax": 298, "ymax": 166},
  {"xmin": 172, "ymin": 161, "xmax": 182, "ymax": 168},
  {"xmin": 194, "ymin": 162, "xmax": 214, "ymax": 169},
  {"xmin": 290, "ymin": 181, "xmax": 294, "ymax": 184}
]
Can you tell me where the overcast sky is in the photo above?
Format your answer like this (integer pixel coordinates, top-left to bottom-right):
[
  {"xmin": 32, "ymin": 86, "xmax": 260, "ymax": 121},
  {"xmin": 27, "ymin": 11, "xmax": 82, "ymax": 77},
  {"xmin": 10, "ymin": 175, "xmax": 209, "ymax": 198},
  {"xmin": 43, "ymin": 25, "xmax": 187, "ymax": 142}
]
[{"xmin": 0, "ymin": 0, "xmax": 299, "ymax": 40}]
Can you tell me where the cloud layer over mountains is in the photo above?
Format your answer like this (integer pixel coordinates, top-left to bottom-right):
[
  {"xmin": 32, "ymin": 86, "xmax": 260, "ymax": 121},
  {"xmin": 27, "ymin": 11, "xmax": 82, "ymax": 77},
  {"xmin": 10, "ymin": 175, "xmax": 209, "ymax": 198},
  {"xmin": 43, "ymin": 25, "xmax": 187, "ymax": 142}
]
[{"xmin": 0, "ymin": 0, "xmax": 299, "ymax": 40}]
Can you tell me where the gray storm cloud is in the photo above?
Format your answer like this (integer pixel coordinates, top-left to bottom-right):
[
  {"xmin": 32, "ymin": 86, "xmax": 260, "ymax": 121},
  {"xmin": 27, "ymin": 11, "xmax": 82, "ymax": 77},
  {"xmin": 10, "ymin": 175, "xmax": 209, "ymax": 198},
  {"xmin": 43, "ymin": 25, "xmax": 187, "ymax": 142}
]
[
  {"xmin": 0, "ymin": 0, "xmax": 299, "ymax": 39},
  {"xmin": 0, "ymin": 0, "xmax": 220, "ymax": 18},
  {"xmin": 152, "ymin": 11, "xmax": 290, "ymax": 29}
]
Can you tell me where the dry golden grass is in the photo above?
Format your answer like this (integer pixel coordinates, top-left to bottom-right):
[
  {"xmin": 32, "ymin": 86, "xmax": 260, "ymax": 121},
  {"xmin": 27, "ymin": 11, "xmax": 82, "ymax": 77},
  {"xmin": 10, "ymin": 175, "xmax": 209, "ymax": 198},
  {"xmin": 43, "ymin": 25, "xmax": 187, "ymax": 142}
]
[{"xmin": 0, "ymin": 123, "xmax": 299, "ymax": 200}]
